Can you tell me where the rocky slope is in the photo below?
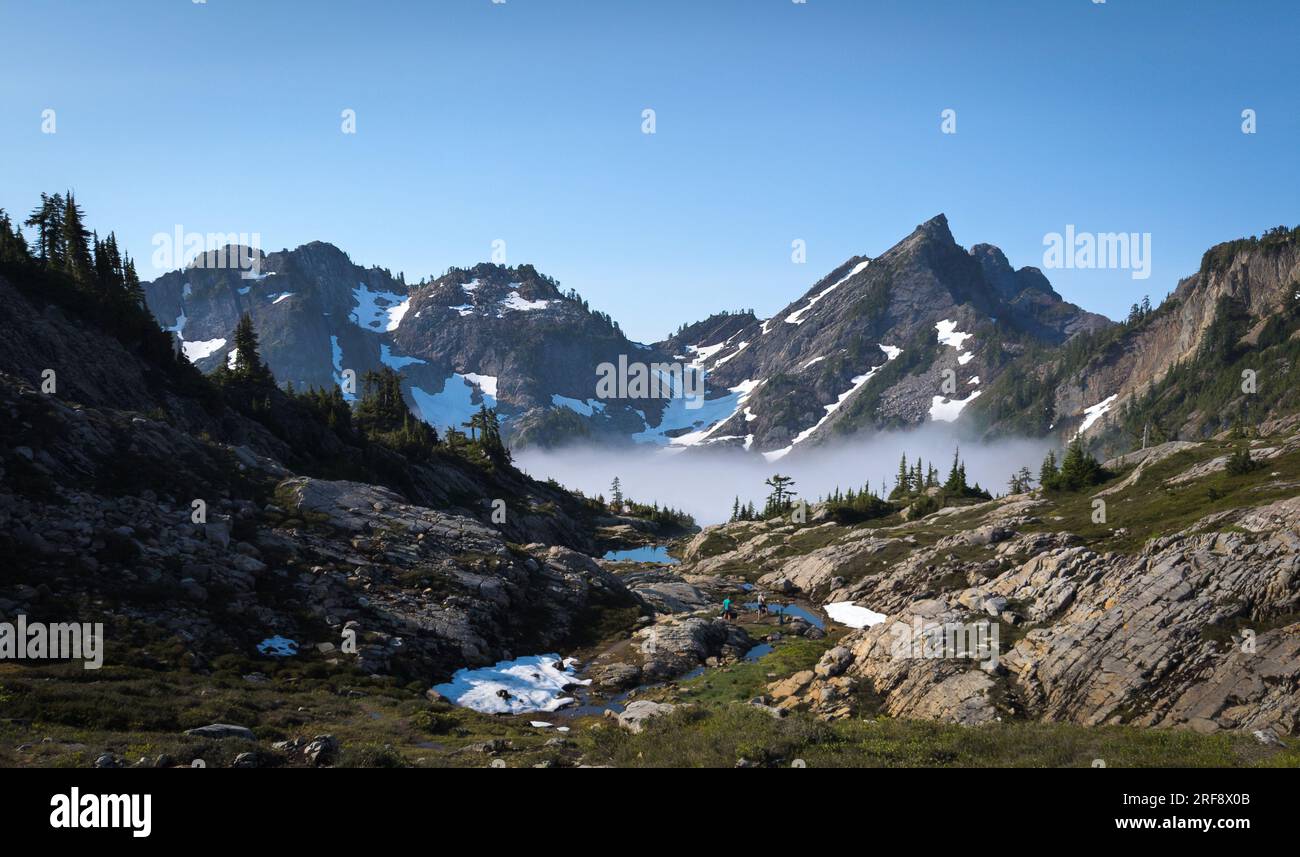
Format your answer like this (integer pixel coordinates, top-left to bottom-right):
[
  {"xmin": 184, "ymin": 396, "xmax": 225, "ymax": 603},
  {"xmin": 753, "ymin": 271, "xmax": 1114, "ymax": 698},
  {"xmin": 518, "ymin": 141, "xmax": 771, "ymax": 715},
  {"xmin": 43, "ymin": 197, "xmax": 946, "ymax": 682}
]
[
  {"xmin": 0, "ymin": 268, "xmax": 664, "ymax": 686},
  {"xmin": 674, "ymin": 435, "xmax": 1300, "ymax": 739},
  {"xmin": 971, "ymin": 226, "xmax": 1300, "ymax": 451}
]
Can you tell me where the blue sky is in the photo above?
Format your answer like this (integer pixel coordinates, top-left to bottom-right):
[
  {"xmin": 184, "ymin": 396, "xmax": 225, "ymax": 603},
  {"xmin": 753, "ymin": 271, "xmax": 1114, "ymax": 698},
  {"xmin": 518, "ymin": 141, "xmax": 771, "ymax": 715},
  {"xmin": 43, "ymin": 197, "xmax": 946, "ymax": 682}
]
[{"xmin": 1, "ymin": 0, "xmax": 1296, "ymax": 341}]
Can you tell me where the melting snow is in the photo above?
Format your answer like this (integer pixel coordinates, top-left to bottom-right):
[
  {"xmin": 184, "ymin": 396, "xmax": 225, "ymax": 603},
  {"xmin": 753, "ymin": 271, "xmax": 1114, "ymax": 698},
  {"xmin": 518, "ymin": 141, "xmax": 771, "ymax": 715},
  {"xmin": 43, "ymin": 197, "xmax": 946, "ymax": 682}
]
[
  {"xmin": 714, "ymin": 340, "xmax": 749, "ymax": 367},
  {"xmin": 257, "ymin": 636, "xmax": 299, "ymax": 657},
  {"xmin": 824, "ymin": 602, "xmax": 887, "ymax": 629},
  {"xmin": 969, "ymin": 376, "xmax": 981, "ymax": 385},
  {"xmin": 802, "ymin": 355, "xmax": 830, "ymax": 369},
  {"xmin": 331, "ymin": 335, "xmax": 355, "ymax": 402},
  {"xmin": 935, "ymin": 319, "xmax": 973, "ymax": 350},
  {"xmin": 379, "ymin": 344, "xmax": 427, "ymax": 370},
  {"xmin": 410, "ymin": 373, "xmax": 497, "ymax": 430},
  {"xmin": 785, "ymin": 260, "xmax": 870, "ymax": 325},
  {"xmin": 930, "ymin": 390, "xmax": 983, "ymax": 422},
  {"xmin": 432, "ymin": 655, "xmax": 589, "ymax": 715},
  {"xmin": 182, "ymin": 338, "xmax": 226, "ymax": 362},
  {"xmin": 634, "ymin": 378, "xmax": 761, "ymax": 447},
  {"xmin": 957, "ymin": 352, "xmax": 974, "ymax": 365},
  {"xmin": 784, "ymin": 344, "xmax": 901, "ymax": 449},
  {"xmin": 1077, "ymin": 394, "xmax": 1119, "ymax": 435},
  {"xmin": 463, "ymin": 373, "xmax": 498, "ymax": 398},
  {"xmin": 552, "ymin": 394, "xmax": 607, "ymax": 417},
  {"xmin": 270, "ymin": 292, "xmax": 295, "ymax": 304},
  {"xmin": 500, "ymin": 291, "xmax": 551, "ymax": 313},
  {"xmin": 350, "ymin": 283, "xmax": 410, "ymax": 332}
]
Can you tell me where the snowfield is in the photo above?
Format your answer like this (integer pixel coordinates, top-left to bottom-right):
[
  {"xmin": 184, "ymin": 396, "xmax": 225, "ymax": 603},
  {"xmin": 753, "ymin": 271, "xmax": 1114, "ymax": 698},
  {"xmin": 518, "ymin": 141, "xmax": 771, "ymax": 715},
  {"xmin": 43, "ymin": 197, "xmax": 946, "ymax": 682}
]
[
  {"xmin": 935, "ymin": 319, "xmax": 973, "ymax": 350},
  {"xmin": 379, "ymin": 344, "xmax": 427, "ymax": 370},
  {"xmin": 1077, "ymin": 394, "xmax": 1119, "ymax": 435},
  {"xmin": 930, "ymin": 390, "xmax": 982, "ymax": 422},
  {"xmin": 182, "ymin": 338, "xmax": 226, "ymax": 362},
  {"xmin": 499, "ymin": 291, "xmax": 551, "ymax": 313},
  {"xmin": 350, "ymin": 283, "xmax": 410, "ymax": 332},
  {"xmin": 410, "ymin": 373, "xmax": 497, "ymax": 431},
  {"xmin": 432, "ymin": 655, "xmax": 589, "ymax": 715},
  {"xmin": 552, "ymin": 394, "xmax": 607, "ymax": 416},
  {"xmin": 825, "ymin": 602, "xmax": 887, "ymax": 629}
]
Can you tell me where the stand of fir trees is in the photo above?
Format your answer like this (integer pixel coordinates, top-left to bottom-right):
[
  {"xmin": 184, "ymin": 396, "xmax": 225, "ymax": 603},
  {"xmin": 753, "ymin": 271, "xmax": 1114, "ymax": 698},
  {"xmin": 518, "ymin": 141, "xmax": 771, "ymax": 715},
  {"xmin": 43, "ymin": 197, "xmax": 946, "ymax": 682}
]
[
  {"xmin": 728, "ymin": 447, "xmax": 991, "ymax": 525},
  {"xmin": 1, "ymin": 193, "xmax": 171, "ymax": 371},
  {"xmin": 1039, "ymin": 437, "xmax": 1109, "ymax": 492}
]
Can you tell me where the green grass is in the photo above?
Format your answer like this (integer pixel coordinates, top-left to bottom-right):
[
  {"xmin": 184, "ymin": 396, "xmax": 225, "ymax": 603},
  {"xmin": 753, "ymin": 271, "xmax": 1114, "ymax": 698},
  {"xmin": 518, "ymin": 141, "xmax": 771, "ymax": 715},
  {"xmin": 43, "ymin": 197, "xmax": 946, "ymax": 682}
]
[
  {"xmin": 1022, "ymin": 440, "xmax": 1300, "ymax": 554},
  {"xmin": 575, "ymin": 705, "xmax": 1300, "ymax": 769}
]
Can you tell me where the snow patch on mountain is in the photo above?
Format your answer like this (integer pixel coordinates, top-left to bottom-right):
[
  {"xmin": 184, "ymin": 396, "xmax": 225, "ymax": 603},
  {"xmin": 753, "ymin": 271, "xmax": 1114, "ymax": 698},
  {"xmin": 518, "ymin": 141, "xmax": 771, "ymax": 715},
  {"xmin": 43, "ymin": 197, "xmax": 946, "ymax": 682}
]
[
  {"xmin": 499, "ymin": 291, "xmax": 551, "ymax": 313},
  {"xmin": 935, "ymin": 319, "xmax": 973, "ymax": 350},
  {"xmin": 1077, "ymin": 394, "xmax": 1119, "ymax": 435},
  {"xmin": 634, "ymin": 378, "xmax": 760, "ymax": 447},
  {"xmin": 410, "ymin": 374, "xmax": 497, "ymax": 431},
  {"xmin": 350, "ymin": 283, "xmax": 410, "ymax": 332},
  {"xmin": 787, "ymin": 344, "xmax": 901, "ymax": 447},
  {"xmin": 785, "ymin": 260, "xmax": 870, "ymax": 325},
  {"xmin": 930, "ymin": 390, "xmax": 982, "ymax": 422},
  {"xmin": 552, "ymin": 395, "xmax": 607, "ymax": 417},
  {"xmin": 463, "ymin": 373, "xmax": 498, "ymax": 398},
  {"xmin": 379, "ymin": 344, "xmax": 427, "ymax": 370},
  {"xmin": 182, "ymin": 338, "xmax": 226, "ymax": 362}
]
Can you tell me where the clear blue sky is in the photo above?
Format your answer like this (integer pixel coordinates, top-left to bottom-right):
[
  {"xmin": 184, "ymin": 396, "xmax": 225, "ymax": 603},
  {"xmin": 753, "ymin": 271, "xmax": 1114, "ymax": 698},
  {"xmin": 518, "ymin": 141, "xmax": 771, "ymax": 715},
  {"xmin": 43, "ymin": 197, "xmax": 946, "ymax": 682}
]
[{"xmin": 2, "ymin": 0, "xmax": 1296, "ymax": 341}]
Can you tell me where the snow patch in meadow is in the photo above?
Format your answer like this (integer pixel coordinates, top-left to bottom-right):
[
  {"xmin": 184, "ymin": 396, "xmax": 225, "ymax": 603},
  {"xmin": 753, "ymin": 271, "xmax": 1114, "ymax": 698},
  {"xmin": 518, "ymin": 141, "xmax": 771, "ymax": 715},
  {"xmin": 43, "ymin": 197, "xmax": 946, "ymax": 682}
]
[
  {"xmin": 257, "ymin": 636, "xmax": 299, "ymax": 657},
  {"xmin": 785, "ymin": 260, "xmax": 869, "ymax": 325},
  {"xmin": 350, "ymin": 283, "xmax": 410, "ymax": 332},
  {"xmin": 432, "ymin": 655, "xmax": 589, "ymax": 715},
  {"xmin": 824, "ymin": 602, "xmax": 887, "ymax": 629}
]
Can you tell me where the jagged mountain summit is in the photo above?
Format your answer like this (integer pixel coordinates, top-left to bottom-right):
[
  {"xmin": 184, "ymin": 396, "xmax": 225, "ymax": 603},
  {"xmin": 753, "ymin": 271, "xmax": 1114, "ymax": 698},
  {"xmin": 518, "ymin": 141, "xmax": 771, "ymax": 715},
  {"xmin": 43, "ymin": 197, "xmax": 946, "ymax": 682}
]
[
  {"xmin": 143, "ymin": 215, "xmax": 1112, "ymax": 455},
  {"xmin": 656, "ymin": 214, "xmax": 1110, "ymax": 458}
]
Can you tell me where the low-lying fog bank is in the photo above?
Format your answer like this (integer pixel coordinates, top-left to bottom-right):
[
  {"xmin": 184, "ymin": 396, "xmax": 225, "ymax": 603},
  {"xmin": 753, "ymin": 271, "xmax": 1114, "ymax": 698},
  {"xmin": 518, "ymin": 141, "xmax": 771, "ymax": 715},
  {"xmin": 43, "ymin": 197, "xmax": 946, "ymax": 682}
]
[{"xmin": 516, "ymin": 427, "xmax": 1054, "ymax": 526}]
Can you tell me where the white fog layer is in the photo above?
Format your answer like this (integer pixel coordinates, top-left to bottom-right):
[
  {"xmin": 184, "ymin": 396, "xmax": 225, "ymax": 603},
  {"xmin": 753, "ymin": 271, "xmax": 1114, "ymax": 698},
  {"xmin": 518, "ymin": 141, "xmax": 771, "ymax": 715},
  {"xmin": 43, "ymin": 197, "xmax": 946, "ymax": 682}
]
[{"xmin": 517, "ymin": 427, "xmax": 1054, "ymax": 525}]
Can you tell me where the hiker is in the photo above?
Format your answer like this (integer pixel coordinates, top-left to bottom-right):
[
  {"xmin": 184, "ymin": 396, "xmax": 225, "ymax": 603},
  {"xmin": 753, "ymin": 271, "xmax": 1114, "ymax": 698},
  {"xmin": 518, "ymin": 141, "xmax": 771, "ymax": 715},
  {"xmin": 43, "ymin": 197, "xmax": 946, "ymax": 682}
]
[
  {"xmin": 756, "ymin": 592, "xmax": 768, "ymax": 617},
  {"xmin": 721, "ymin": 597, "xmax": 734, "ymax": 623},
  {"xmin": 773, "ymin": 601, "xmax": 786, "ymax": 625}
]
